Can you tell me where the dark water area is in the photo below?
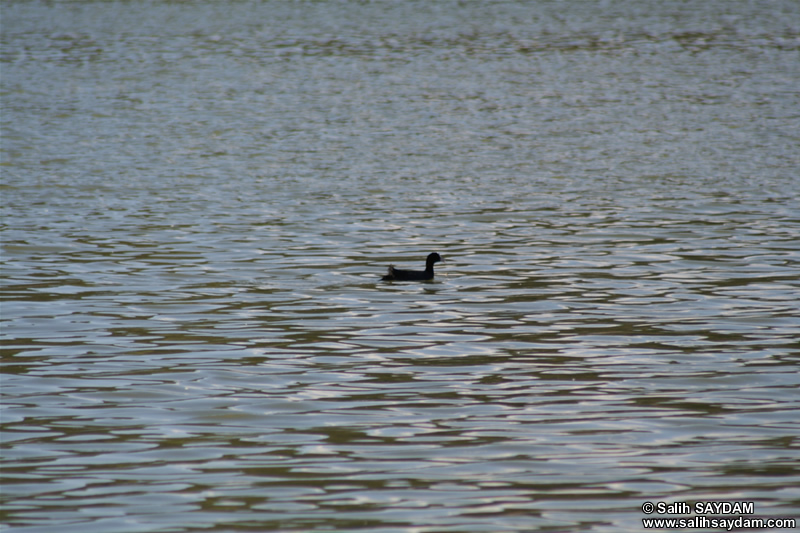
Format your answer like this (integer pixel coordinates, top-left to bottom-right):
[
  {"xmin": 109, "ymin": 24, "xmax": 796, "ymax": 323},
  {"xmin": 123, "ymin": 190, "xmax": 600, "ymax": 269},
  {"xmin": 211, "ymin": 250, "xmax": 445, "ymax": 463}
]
[{"xmin": 2, "ymin": 1, "xmax": 799, "ymax": 531}]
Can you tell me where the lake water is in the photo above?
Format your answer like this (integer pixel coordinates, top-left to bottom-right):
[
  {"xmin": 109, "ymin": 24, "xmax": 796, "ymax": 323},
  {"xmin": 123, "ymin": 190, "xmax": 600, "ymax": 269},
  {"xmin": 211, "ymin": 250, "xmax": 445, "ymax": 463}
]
[{"xmin": 2, "ymin": 1, "xmax": 799, "ymax": 531}]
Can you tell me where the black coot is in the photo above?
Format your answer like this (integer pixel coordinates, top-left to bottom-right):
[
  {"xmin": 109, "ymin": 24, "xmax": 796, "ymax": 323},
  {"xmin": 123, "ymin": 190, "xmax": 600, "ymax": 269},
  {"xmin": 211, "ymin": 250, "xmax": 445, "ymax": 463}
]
[{"xmin": 382, "ymin": 252, "xmax": 443, "ymax": 281}]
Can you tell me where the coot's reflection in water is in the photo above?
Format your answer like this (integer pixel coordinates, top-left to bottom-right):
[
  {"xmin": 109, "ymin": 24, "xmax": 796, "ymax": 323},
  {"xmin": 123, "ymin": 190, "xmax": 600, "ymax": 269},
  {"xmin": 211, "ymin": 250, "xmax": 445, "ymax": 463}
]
[{"xmin": 2, "ymin": 0, "xmax": 799, "ymax": 531}]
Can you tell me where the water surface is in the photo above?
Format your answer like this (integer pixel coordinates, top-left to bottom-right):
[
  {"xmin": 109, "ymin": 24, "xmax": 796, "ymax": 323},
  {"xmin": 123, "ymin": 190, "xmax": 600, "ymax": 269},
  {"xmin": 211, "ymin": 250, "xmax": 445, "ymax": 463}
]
[{"xmin": 2, "ymin": 1, "xmax": 800, "ymax": 531}]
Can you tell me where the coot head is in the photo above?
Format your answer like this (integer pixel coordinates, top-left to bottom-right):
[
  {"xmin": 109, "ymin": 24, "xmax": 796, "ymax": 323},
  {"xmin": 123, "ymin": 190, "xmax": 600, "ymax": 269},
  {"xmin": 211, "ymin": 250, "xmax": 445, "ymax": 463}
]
[{"xmin": 426, "ymin": 252, "xmax": 443, "ymax": 266}]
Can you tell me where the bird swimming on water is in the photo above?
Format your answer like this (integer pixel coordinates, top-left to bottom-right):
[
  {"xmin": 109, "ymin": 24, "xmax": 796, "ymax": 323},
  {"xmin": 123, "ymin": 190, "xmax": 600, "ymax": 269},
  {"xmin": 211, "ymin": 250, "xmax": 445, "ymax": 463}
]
[{"xmin": 381, "ymin": 252, "xmax": 443, "ymax": 281}]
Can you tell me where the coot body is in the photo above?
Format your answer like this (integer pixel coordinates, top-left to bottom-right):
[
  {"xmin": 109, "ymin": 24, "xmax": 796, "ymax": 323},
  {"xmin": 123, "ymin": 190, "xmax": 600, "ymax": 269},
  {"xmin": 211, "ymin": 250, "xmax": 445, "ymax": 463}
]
[{"xmin": 382, "ymin": 252, "xmax": 442, "ymax": 281}]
